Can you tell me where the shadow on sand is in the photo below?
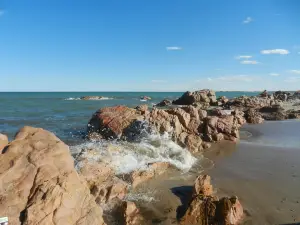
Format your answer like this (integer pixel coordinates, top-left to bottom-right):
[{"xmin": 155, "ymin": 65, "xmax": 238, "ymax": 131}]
[{"xmin": 170, "ymin": 185, "xmax": 193, "ymax": 220}]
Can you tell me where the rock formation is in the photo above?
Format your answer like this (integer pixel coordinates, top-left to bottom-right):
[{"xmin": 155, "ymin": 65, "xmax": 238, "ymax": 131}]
[
  {"xmin": 0, "ymin": 126, "xmax": 106, "ymax": 225},
  {"xmin": 155, "ymin": 99, "xmax": 172, "ymax": 107},
  {"xmin": 172, "ymin": 90, "xmax": 217, "ymax": 106},
  {"xmin": 180, "ymin": 175, "xmax": 243, "ymax": 225},
  {"xmin": 0, "ymin": 133, "xmax": 8, "ymax": 152}
]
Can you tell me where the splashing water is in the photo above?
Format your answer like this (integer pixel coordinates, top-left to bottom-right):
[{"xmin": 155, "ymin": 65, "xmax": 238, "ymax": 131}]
[{"xmin": 71, "ymin": 132, "xmax": 197, "ymax": 175}]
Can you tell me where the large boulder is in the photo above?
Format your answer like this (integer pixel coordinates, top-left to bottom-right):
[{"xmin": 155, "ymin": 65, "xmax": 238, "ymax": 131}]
[
  {"xmin": 119, "ymin": 201, "xmax": 144, "ymax": 225},
  {"xmin": 0, "ymin": 126, "xmax": 105, "ymax": 225},
  {"xmin": 173, "ymin": 90, "xmax": 217, "ymax": 106},
  {"xmin": 0, "ymin": 133, "xmax": 8, "ymax": 152},
  {"xmin": 87, "ymin": 106, "xmax": 146, "ymax": 139}
]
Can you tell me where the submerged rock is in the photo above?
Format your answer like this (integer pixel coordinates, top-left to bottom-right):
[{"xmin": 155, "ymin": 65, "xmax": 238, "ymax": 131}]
[
  {"xmin": 80, "ymin": 96, "xmax": 109, "ymax": 100},
  {"xmin": 0, "ymin": 126, "xmax": 105, "ymax": 225}
]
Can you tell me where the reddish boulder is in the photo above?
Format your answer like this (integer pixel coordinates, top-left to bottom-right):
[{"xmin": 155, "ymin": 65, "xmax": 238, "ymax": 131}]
[
  {"xmin": 88, "ymin": 106, "xmax": 145, "ymax": 139},
  {"xmin": 173, "ymin": 90, "xmax": 217, "ymax": 105}
]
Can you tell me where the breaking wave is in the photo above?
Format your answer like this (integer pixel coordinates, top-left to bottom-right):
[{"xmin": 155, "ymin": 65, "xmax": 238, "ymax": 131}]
[{"xmin": 71, "ymin": 132, "xmax": 197, "ymax": 175}]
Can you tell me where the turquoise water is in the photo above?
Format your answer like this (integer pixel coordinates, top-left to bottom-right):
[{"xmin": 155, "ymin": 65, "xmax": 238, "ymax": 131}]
[{"xmin": 0, "ymin": 91, "xmax": 259, "ymax": 144}]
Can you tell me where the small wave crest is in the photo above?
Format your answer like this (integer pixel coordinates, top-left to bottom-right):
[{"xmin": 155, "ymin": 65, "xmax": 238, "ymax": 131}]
[
  {"xmin": 71, "ymin": 132, "xmax": 197, "ymax": 175},
  {"xmin": 64, "ymin": 97, "xmax": 114, "ymax": 101}
]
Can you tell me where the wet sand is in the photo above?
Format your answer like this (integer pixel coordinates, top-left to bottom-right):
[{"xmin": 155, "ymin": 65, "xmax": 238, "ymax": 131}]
[{"xmin": 126, "ymin": 120, "xmax": 300, "ymax": 225}]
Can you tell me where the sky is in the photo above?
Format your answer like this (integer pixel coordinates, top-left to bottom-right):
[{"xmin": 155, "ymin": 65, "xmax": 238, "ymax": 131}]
[{"xmin": 0, "ymin": 0, "xmax": 300, "ymax": 91}]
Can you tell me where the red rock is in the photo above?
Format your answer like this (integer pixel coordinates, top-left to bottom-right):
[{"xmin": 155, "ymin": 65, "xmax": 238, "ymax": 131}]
[
  {"xmin": 121, "ymin": 201, "xmax": 144, "ymax": 225},
  {"xmin": 193, "ymin": 175, "xmax": 213, "ymax": 197}
]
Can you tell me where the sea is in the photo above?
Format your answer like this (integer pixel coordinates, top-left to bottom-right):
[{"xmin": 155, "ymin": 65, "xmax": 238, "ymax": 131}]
[{"xmin": 0, "ymin": 91, "xmax": 259, "ymax": 174}]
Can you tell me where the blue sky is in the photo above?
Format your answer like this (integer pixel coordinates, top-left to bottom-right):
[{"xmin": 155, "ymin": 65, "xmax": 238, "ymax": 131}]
[{"xmin": 0, "ymin": 0, "xmax": 300, "ymax": 91}]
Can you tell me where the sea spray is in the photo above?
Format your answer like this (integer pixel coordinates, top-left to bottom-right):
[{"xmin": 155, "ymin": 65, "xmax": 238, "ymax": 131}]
[{"xmin": 71, "ymin": 132, "xmax": 197, "ymax": 175}]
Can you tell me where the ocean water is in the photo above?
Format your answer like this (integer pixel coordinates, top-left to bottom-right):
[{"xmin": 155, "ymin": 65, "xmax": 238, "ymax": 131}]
[
  {"xmin": 0, "ymin": 91, "xmax": 259, "ymax": 142},
  {"xmin": 0, "ymin": 91, "xmax": 261, "ymax": 173}
]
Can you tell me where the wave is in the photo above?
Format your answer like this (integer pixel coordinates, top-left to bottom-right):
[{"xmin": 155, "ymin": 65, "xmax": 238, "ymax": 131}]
[{"xmin": 71, "ymin": 132, "xmax": 197, "ymax": 175}]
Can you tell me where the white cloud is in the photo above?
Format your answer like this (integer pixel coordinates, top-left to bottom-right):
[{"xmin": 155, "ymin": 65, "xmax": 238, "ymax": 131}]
[
  {"xmin": 243, "ymin": 17, "xmax": 253, "ymax": 24},
  {"xmin": 269, "ymin": 73, "xmax": 280, "ymax": 76},
  {"xmin": 240, "ymin": 60, "xmax": 259, "ymax": 64},
  {"xmin": 284, "ymin": 77, "xmax": 300, "ymax": 83},
  {"xmin": 235, "ymin": 55, "xmax": 252, "ymax": 60},
  {"xmin": 166, "ymin": 46, "xmax": 182, "ymax": 51},
  {"xmin": 288, "ymin": 70, "xmax": 300, "ymax": 74},
  {"xmin": 151, "ymin": 79, "xmax": 167, "ymax": 83},
  {"xmin": 261, "ymin": 49, "xmax": 289, "ymax": 55}
]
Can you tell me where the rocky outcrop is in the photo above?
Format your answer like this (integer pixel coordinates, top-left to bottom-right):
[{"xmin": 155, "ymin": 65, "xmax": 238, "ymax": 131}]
[
  {"xmin": 155, "ymin": 99, "xmax": 172, "ymax": 107},
  {"xmin": 0, "ymin": 126, "xmax": 105, "ymax": 225},
  {"xmin": 202, "ymin": 110, "xmax": 246, "ymax": 142},
  {"xmin": 245, "ymin": 108, "xmax": 264, "ymax": 124},
  {"xmin": 88, "ymin": 105, "xmax": 146, "ymax": 140},
  {"xmin": 224, "ymin": 95, "xmax": 281, "ymax": 111},
  {"xmin": 273, "ymin": 91, "xmax": 291, "ymax": 101},
  {"xmin": 80, "ymin": 96, "xmax": 109, "ymax": 100},
  {"xmin": 123, "ymin": 162, "xmax": 170, "ymax": 188},
  {"xmin": 173, "ymin": 90, "xmax": 217, "ymax": 106},
  {"xmin": 180, "ymin": 175, "xmax": 243, "ymax": 225},
  {"xmin": 0, "ymin": 133, "xmax": 8, "ymax": 152}
]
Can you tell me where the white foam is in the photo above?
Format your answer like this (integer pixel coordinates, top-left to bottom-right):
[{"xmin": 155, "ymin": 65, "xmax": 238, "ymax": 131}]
[
  {"xmin": 71, "ymin": 132, "xmax": 197, "ymax": 175},
  {"xmin": 64, "ymin": 97, "xmax": 114, "ymax": 100}
]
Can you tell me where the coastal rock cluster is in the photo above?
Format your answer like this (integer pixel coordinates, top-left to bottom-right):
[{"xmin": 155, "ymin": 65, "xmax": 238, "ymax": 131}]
[{"xmin": 88, "ymin": 104, "xmax": 246, "ymax": 153}]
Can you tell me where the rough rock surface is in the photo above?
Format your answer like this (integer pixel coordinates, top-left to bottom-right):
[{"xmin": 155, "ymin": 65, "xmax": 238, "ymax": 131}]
[
  {"xmin": 180, "ymin": 175, "xmax": 243, "ymax": 225},
  {"xmin": 0, "ymin": 126, "xmax": 105, "ymax": 225},
  {"xmin": 88, "ymin": 105, "xmax": 145, "ymax": 139},
  {"xmin": 156, "ymin": 99, "xmax": 172, "ymax": 107},
  {"xmin": 0, "ymin": 133, "xmax": 8, "ymax": 152},
  {"xmin": 120, "ymin": 201, "xmax": 144, "ymax": 225},
  {"xmin": 173, "ymin": 90, "xmax": 217, "ymax": 106},
  {"xmin": 124, "ymin": 162, "xmax": 170, "ymax": 188},
  {"xmin": 245, "ymin": 108, "xmax": 264, "ymax": 124}
]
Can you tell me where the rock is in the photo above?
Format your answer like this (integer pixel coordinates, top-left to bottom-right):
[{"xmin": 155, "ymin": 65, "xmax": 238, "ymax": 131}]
[
  {"xmin": 180, "ymin": 174, "xmax": 243, "ymax": 225},
  {"xmin": 273, "ymin": 91, "xmax": 291, "ymax": 101},
  {"xmin": 244, "ymin": 108, "xmax": 264, "ymax": 124},
  {"xmin": 173, "ymin": 90, "xmax": 216, "ymax": 106},
  {"xmin": 258, "ymin": 90, "xmax": 268, "ymax": 98},
  {"xmin": 135, "ymin": 104, "xmax": 148, "ymax": 113},
  {"xmin": 0, "ymin": 133, "xmax": 8, "ymax": 152},
  {"xmin": 259, "ymin": 105, "xmax": 284, "ymax": 113},
  {"xmin": 212, "ymin": 133, "xmax": 224, "ymax": 142},
  {"xmin": 91, "ymin": 177, "xmax": 128, "ymax": 204},
  {"xmin": 287, "ymin": 109, "xmax": 300, "ymax": 119},
  {"xmin": 202, "ymin": 142, "xmax": 211, "ymax": 149},
  {"xmin": 261, "ymin": 111, "xmax": 287, "ymax": 121},
  {"xmin": 0, "ymin": 126, "xmax": 105, "ymax": 225},
  {"xmin": 198, "ymin": 109, "xmax": 208, "ymax": 119},
  {"xmin": 193, "ymin": 175, "xmax": 213, "ymax": 197},
  {"xmin": 80, "ymin": 96, "xmax": 107, "ymax": 100},
  {"xmin": 120, "ymin": 201, "xmax": 144, "ymax": 225},
  {"xmin": 185, "ymin": 134, "xmax": 203, "ymax": 153},
  {"xmin": 124, "ymin": 162, "xmax": 170, "ymax": 188},
  {"xmin": 215, "ymin": 196, "xmax": 244, "ymax": 225},
  {"xmin": 87, "ymin": 106, "xmax": 144, "ymax": 139},
  {"xmin": 156, "ymin": 99, "xmax": 172, "ymax": 107}
]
